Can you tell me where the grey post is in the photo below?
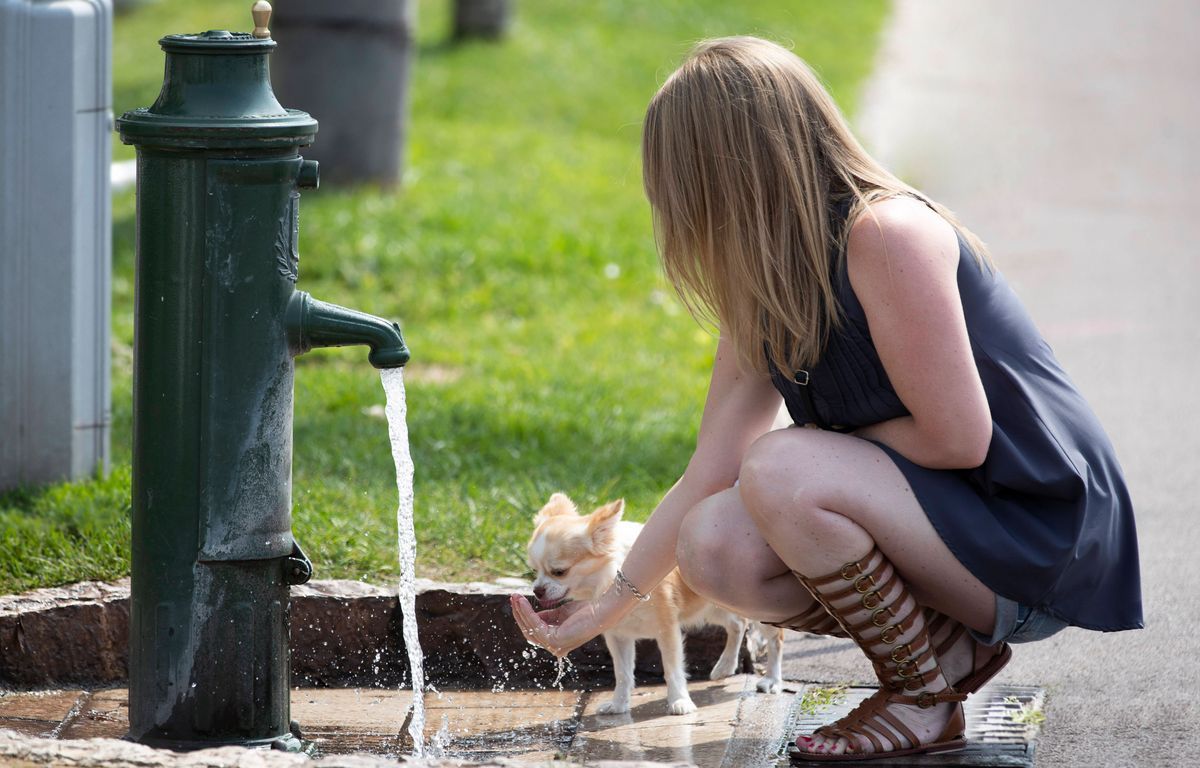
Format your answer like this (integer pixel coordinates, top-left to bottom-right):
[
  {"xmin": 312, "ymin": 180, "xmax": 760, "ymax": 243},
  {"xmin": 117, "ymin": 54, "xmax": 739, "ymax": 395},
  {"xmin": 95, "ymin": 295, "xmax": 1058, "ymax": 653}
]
[
  {"xmin": 0, "ymin": 0, "xmax": 112, "ymax": 490},
  {"xmin": 271, "ymin": 0, "xmax": 416, "ymax": 187},
  {"xmin": 453, "ymin": 0, "xmax": 512, "ymax": 40}
]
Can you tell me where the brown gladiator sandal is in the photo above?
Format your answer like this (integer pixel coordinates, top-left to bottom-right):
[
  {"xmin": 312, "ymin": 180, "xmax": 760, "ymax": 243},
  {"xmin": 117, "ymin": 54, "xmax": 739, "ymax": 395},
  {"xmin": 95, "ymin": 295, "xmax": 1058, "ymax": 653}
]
[
  {"xmin": 925, "ymin": 608, "xmax": 1012, "ymax": 695},
  {"xmin": 763, "ymin": 600, "xmax": 849, "ymax": 638},
  {"xmin": 789, "ymin": 548, "xmax": 968, "ymax": 762}
]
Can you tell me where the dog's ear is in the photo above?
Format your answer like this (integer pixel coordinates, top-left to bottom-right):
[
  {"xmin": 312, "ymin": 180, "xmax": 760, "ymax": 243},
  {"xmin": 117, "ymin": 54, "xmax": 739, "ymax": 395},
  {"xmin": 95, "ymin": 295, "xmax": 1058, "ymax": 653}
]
[
  {"xmin": 533, "ymin": 492, "xmax": 577, "ymax": 526},
  {"xmin": 586, "ymin": 498, "xmax": 625, "ymax": 553}
]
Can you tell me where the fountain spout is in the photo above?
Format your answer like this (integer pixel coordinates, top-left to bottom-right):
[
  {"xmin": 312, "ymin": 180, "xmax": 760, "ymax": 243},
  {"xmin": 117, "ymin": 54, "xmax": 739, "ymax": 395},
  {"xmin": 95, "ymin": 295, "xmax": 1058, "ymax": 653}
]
[{"xmin": 288, "ymin": 291, "xmax": 410, "ymax": 368}]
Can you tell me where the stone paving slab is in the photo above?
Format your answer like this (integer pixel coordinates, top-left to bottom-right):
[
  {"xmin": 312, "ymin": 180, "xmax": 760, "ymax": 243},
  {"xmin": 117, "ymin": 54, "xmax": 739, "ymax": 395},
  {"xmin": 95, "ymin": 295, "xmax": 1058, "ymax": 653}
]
[
  {"xmin": 60, "ymin": 689, "xmax": 132, "ymax": 741},
  {"xmin": 292, "ymin": 687, "xmax": 582, "ymax": 761},
  {"xmin": 572, "ymin": 678, "xmax": 757, "ymax": 766},
  {"xmin": 0, "ymin": 689, "xmax": 86, "ymax": 738}
]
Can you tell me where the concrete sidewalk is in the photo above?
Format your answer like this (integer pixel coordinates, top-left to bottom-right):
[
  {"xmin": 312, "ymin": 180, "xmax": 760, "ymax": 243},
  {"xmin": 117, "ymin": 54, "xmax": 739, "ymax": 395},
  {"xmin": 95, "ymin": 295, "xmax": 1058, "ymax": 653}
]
[{"xmin": 779, "ymin": 2, "xmax": 1200, "ymax": 766}]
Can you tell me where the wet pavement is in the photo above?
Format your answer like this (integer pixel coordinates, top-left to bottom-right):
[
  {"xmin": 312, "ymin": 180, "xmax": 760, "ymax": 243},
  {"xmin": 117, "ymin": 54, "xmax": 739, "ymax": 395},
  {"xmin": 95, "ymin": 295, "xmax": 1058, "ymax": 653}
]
[{"xmin": 0, "ymin": 677, "xmax": 1042, "ymax": 767}]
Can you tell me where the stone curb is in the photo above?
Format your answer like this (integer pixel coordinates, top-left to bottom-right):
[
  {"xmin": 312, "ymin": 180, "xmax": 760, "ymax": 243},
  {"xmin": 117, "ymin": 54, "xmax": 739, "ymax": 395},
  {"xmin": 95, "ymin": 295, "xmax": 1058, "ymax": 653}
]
[
  {"xmin": 0, "ymin": 728, "xmax": 697, "ymax": 768},
  {"xmin": 0, "ymin": 580, "xmax": 748, "ymax": 689}
]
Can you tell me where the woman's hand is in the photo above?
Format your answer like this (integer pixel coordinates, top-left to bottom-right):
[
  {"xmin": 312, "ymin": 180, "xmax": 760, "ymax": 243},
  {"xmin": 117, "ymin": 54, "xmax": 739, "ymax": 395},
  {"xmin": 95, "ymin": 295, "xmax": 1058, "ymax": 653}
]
[{"xmin": 509, "ymin": 593, "xmax": 612, "ymax": 657}]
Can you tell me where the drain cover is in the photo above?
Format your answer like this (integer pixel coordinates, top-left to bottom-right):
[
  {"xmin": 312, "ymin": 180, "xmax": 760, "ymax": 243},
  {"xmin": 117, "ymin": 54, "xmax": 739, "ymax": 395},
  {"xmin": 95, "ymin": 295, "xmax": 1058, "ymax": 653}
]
[{"xmin": 781, "ymin": 683, "xmax": 1043, "ymax": 766}]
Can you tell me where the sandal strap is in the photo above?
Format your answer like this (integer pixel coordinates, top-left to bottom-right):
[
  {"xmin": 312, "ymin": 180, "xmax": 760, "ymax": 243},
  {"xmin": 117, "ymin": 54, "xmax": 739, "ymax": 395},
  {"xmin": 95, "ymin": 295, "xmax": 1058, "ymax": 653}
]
[
  {"xmin": 822, "ymin": 691, "xmax": 917, "ymax": 753},
  {"xmin": 876, "ymin": 705, "xmax": 920, "ymax": 748},
  {"xmin": 806, "ymin": 547, "xmax": 881, "ymax": 590},
  {"xmin": 761, "ymin": 601, "xmax": 849, "ymax": 638}
]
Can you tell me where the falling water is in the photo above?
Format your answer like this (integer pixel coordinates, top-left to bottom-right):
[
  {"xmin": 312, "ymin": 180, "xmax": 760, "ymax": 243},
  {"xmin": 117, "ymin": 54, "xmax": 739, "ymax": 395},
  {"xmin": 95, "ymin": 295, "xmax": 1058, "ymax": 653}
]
[{"xmin": 381, "ymin": 368, "xmax": 426, "ymax": 756}]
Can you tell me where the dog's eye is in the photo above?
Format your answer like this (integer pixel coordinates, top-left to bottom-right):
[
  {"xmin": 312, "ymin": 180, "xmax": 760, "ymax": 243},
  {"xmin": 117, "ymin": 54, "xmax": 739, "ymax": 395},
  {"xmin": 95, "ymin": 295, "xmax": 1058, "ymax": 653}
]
[{"xmin": 550, "ymin": 568, "xmax": 568, "ymax": 578}]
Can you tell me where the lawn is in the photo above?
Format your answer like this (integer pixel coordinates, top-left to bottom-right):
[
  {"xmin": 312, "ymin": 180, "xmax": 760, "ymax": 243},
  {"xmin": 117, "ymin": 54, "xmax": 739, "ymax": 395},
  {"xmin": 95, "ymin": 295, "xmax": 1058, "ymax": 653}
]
[{"xmin": 0, "ymin": 0, "xmax": 889, "ymax": 594}]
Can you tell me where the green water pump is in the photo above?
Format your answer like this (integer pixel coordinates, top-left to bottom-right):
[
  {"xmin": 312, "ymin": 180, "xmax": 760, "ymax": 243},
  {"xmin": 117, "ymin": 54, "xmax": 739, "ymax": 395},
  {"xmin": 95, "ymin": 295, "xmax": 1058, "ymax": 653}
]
[{"xmin": 117, "ymin": 2, "xmax": 409, "ymax": 751}]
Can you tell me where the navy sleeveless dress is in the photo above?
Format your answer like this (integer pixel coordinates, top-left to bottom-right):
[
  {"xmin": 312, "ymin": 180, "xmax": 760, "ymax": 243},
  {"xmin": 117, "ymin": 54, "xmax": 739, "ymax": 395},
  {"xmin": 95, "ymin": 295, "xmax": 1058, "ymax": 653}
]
[{"xmin": 767, "ymin": 210, "xmax": 1143, "ymax": 633}]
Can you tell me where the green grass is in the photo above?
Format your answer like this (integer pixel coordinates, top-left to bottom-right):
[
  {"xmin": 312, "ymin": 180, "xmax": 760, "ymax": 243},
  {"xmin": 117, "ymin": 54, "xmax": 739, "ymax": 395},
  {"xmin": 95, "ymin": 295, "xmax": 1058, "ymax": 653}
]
[{"xmin": 0, "ymin": 0, "xmax": 889, "ymax": 594}]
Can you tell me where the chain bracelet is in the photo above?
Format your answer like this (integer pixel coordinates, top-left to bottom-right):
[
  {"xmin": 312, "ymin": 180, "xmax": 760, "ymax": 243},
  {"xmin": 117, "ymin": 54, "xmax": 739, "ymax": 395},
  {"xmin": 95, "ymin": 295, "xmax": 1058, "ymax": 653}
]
[{"xmin": 614, "ymin": 569, "xmax": 651, "ymax": 602}]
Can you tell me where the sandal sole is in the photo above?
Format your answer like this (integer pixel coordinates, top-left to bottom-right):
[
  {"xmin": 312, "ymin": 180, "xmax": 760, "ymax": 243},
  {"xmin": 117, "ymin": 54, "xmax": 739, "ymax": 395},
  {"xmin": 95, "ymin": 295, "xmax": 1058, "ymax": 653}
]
[{"xmin": 788, "ymin": 736, "xmax": 966, "ymax": 763}]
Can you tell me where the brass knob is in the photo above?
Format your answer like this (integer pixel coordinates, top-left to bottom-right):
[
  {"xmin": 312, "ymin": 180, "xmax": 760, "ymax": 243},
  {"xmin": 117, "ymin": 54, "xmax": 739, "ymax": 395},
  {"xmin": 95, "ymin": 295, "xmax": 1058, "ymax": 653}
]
[{"xmin": 251, "ymin": 0, "xmax": 272, "ymax": 39}]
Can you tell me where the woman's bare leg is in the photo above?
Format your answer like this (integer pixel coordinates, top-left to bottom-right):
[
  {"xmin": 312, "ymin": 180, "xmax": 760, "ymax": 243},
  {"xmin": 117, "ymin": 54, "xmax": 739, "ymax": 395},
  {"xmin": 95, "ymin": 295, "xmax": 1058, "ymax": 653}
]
[
  {"xmin": 738, "ymin": 428, "xmax": 996, "ymax": 632},
  {"xmin": 735, "ymin": 427, "xmax": 999, "ymax": 756},
  {"xmin": 676, "ymin": 482, "xmax": 994, "ymax": 677},
  {"xmin": 675, "ymin": 487, "xmax": 821, "ymax": 624}
]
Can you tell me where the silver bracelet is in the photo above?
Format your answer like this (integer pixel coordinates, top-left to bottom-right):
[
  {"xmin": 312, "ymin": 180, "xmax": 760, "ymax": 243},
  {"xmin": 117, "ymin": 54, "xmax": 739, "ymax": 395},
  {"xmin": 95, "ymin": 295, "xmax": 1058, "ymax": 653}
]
[{"xmin": 614, "ymin": 569, "xmax": 651, "ymax": 602}]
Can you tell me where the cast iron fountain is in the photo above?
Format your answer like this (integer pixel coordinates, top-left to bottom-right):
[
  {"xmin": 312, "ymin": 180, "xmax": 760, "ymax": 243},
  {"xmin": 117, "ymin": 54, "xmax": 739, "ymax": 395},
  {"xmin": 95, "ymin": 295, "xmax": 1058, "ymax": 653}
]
[{"xmin": 116, "ymin": 2, "xmax": 409, "ymax": 751}]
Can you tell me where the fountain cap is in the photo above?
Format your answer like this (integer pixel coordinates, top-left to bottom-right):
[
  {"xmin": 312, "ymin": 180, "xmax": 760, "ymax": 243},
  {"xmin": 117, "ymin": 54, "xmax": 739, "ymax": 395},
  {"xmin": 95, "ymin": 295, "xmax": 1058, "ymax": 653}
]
[
  {"xmin": 117, "ymin": 2, "xmax": 316, "ymax": 150},
  {"xmin": 252, "ymin": 1, "xmax": 272, "ymax": 39}
]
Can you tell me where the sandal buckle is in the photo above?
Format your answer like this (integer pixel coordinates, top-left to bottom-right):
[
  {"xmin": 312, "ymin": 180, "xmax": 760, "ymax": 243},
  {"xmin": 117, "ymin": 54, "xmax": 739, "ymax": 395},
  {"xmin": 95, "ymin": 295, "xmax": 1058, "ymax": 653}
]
[
  {"xmin": 840, "ymin": 562, "xmax": 863, "ymax": 580},
  {"xmin": 890, "ymin": 643, "xmax": 912, "ymax": 663},
  {"xmin": 879, "ymin": 620, "xmax": 906, "ymax": 644},
  {"xmin": 853, "ymin": 573, "xmax": 876, "ymax": 593},
  {"xmin": 916, "ymin": 692, "xmax": 937, "ymax": 709},
  {"xmin": 861, "ymin": 590, "xmax": 882, "ymax": 610},
  {"xmin": 871, "ymin": 606, "xmax": 895, "ymax": 627}
]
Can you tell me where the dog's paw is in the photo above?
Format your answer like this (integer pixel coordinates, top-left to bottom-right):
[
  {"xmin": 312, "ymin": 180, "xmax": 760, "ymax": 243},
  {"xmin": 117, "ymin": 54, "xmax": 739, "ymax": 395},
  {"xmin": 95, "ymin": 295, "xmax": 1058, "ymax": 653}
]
[
  {"xmin": 667, "ymin": 697, "xmax": 698, "ymax": 715},
  {"xmin": 755, "ymin": 675, "xmax": 783, "ymax": 694},
  {"xmin": 596, "ymin": 699, "xmax": 631, "ymax": 715}
]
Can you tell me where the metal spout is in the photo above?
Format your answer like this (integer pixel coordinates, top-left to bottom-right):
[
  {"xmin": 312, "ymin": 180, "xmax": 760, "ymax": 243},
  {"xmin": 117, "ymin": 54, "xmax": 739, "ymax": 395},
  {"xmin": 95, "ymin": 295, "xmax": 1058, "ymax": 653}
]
[{"xmin": 287, "ymin": 291, "xmax": 410, "ymax": 368}]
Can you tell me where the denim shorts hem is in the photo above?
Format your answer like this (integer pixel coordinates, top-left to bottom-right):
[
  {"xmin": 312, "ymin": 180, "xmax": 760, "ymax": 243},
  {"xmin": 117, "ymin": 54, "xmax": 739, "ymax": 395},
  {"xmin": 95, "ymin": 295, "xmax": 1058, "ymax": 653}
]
[{"xmin": 968, "ymin": 595, "xmax": 1069, "ymax": 646}]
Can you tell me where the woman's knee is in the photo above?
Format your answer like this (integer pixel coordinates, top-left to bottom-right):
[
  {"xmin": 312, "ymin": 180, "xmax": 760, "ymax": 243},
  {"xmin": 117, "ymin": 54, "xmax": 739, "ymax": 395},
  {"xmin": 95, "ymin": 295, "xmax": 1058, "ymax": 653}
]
[
  {"xmin": 738, "ymin": 430, "xmax": 858, "ymax": 549},
  {"xmin": 739, "ymin": 430, "xmax": 818, "ymax": 523}
]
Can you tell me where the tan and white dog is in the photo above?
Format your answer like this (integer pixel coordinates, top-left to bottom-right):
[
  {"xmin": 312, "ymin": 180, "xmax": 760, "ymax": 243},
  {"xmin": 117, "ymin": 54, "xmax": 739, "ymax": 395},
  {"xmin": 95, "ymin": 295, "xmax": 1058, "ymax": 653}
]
[{"xmin": 526, "ymin": 493, "xmax": 784, "ymax": 715}]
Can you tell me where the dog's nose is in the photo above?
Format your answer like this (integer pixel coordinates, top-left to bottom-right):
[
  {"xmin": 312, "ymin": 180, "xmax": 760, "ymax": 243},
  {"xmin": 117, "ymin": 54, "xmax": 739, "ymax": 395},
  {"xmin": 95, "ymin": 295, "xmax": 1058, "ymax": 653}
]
[{"xmin": 533, "ymin": 585, "xmax": 547, "ymax": 601}]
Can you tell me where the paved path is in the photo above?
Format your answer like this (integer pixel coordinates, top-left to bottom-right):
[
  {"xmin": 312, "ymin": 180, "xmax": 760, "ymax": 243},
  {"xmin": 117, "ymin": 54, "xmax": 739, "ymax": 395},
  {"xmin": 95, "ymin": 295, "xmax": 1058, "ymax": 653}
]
[{"xmin": 781, "ymin": 2, "xmax": 1200, "ymax": 766}]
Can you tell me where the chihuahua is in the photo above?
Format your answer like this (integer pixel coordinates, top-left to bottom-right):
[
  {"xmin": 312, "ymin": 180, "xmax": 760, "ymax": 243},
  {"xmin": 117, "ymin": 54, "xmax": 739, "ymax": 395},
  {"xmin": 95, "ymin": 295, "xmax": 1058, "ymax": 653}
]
[{"xmin": 525, "ymin": 493, "xmax": 784, "ymax": 714}]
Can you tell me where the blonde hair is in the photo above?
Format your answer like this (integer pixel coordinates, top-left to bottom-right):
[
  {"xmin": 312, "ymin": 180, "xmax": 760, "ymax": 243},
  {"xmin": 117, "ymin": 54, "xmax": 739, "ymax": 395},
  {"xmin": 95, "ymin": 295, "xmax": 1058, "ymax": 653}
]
[{"xmin": 642, "ymin": 36, "xmax": 988, "ymax": 375}]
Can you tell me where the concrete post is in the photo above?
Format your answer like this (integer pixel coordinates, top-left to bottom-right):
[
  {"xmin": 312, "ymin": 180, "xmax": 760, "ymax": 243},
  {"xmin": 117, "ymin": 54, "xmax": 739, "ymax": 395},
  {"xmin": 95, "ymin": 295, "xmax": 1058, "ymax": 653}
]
[
  {"xmin": 453, "ymin": 0, "xmax": 512, "ymax": 40},
  {"xmin": 271, "ymin": 0, "xmax": 416, "ymax": 187},
  {"xmin": 0, "ymin": 0, "xmax": 112, "ymax": 491}
]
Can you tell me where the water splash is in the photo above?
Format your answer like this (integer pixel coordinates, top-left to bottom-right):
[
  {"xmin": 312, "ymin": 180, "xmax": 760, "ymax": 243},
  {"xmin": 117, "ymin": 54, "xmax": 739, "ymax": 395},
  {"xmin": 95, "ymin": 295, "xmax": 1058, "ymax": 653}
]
[
  {"xmin": 551, "ymin": 655, "xmax": 572, "ymax": 690},
  {"xmin": 381, "ymin": 368, "xmax": 425, "ymax": 757}
]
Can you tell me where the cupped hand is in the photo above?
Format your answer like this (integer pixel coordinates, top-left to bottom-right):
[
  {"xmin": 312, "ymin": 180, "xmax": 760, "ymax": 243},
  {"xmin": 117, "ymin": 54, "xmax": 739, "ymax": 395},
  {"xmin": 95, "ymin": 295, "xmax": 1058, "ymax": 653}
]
[{"xmin": 509, "ymin": 593, "xmax": 605, "ymax": 657}]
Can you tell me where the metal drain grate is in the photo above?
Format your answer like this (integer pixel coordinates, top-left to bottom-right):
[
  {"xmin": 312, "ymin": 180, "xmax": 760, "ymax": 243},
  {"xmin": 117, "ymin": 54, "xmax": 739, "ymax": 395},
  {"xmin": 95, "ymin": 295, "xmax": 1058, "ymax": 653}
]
[{"xmin": 780, "ymin": 683, "xmax": 1043, "ymax": 766}]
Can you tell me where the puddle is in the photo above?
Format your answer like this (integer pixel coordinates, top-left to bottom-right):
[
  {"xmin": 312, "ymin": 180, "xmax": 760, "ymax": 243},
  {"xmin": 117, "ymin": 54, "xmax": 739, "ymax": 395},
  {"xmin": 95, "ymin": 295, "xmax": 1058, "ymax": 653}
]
[{"xmin": 294, "ymin": 688, "xmax": 580, "ymax": 762}]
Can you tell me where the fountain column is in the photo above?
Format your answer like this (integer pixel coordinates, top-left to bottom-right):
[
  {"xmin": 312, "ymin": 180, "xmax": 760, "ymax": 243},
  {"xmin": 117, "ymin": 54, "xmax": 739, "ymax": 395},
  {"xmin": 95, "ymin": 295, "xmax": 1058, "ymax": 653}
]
[{"xmin": 117, "ymin": 2, "xmax": 409, "ymax": 751}]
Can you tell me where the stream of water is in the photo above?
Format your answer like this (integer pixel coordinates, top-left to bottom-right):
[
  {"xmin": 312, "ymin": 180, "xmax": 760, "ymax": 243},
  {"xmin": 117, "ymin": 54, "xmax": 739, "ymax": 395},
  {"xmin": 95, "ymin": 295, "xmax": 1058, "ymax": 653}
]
[{"xmin": 381, "ymin": 368, "xmax": 426, "ymax": 757}]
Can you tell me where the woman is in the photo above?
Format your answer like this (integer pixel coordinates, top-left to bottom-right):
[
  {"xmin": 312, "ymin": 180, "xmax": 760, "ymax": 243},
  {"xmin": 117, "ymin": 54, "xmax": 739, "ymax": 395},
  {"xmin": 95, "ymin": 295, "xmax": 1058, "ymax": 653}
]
[{"xmin": 511, "ymin": 36, "xmax": 1141, "ymax": 761}]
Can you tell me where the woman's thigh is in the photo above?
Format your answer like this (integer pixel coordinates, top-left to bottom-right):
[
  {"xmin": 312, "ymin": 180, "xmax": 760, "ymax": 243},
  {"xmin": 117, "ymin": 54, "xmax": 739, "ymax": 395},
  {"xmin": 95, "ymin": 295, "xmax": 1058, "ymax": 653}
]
[
  {"xmin": 676, "ymin": 487, "xmax": 820, "ymax": 623},
  {"xmin": 738, "ymin": 427, "xmax": 997, "ymax": 635}
]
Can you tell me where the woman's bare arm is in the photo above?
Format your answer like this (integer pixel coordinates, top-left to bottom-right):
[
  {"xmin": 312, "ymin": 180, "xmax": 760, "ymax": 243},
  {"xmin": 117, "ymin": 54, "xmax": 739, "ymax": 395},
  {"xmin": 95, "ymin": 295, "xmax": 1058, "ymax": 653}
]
[
  {"xmin": 618, "ymin": 335, "xmax": 782, "ymax": 594},
  {"xmin": 512, "ymin": 334, "xmax": 782, "ymax": 653},
  {"xmin": 847, "ymin": 198, "xmax": 992, "ymax": 469}
]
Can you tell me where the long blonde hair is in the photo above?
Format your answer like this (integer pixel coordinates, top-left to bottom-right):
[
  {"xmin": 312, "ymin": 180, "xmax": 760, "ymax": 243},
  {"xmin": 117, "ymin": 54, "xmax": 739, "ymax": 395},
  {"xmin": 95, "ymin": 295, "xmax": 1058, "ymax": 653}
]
[{"xmin": 642, "ymin": 36, "xmax": 988, "ymax": 375}]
